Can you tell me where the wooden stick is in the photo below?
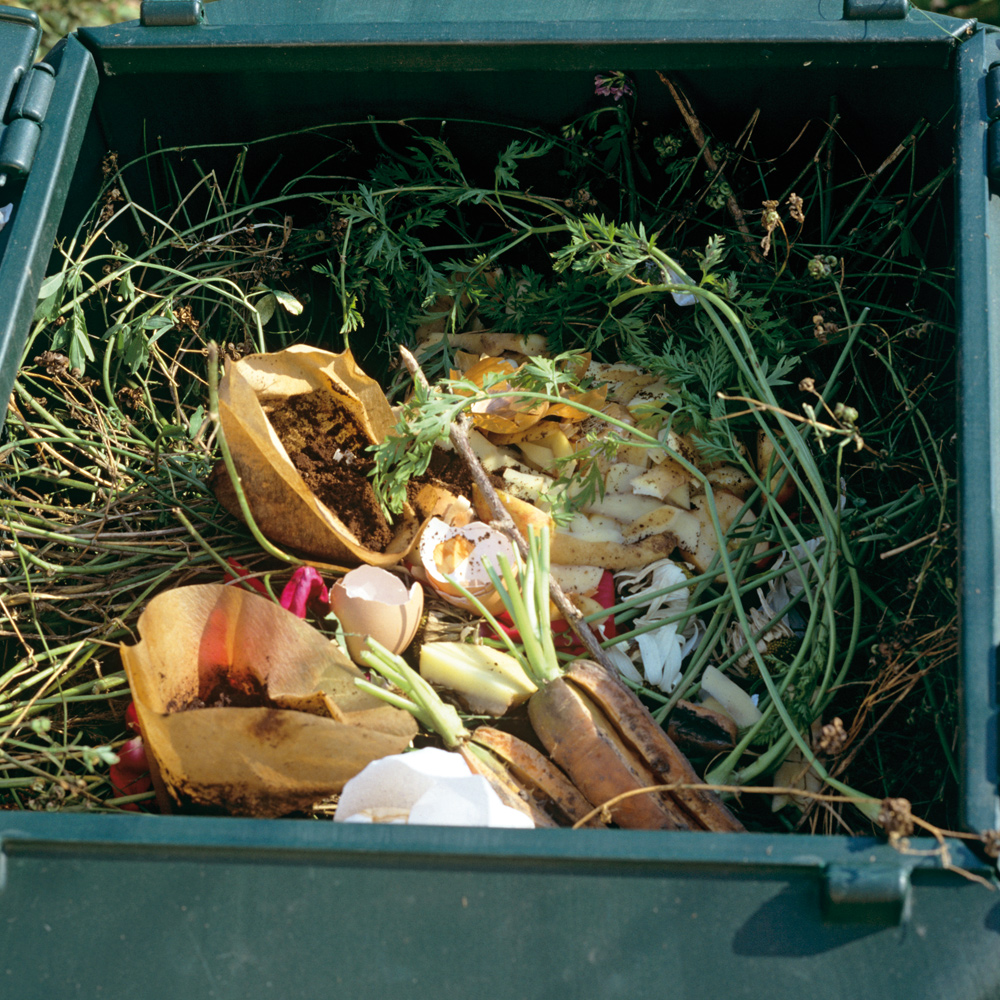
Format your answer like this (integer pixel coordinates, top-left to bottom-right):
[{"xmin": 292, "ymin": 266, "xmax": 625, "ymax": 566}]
[
  {"xmin": 398, "ymin": 346, "xmax": 618, "ymax": 672},
  {"xmin": 657, "ymin": 72, "xmax": 762, "ymax": 263}
]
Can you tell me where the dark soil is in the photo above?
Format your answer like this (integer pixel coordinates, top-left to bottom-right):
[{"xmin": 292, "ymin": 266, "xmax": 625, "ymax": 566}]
[
  {"xmin": 405, "ymin": 446, "xmax": 483, "ymax": 514},
  {"xmin": 424, "ymin": 447, "xmax": 477, "ymax": 499},
  {"xmin": 266, "ymin": 391, "xmax": 393, "ymax": 550},
  {"xmin": 168, "ymin": 671, "xmax": 280, "ymax": 712},
  {"xmin": 200, "ymin": 671, "xmax": 278, "ymax": 709}
]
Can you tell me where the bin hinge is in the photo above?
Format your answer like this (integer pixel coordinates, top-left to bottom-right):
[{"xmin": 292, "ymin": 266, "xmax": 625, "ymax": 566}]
[
  {"xmin": 0, "ymin": 7, "xmax": 39, "ymax": 118},
  {"xmin": 822, "ymin": 863, "xmax": 912, "ymax": 925},
  {"xmin": 140, "ymin": 1, "xmax": 204, "ymax": 27},
  {"xmin": 0, "ymin": 7, "xmax": 54, "ymax": 184},
  {"xmin": 0, "ymin": 62, "xmax": 56, "ymax": 180},
  {"xmin": 843, "ymin": 0, "xmax": 908, "ymax": 18}
]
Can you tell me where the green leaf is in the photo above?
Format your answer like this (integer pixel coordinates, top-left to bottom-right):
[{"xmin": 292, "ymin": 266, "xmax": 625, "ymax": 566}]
[
  {"xmin": 273, "ymin": 289, "xmax": 304, "ymax": 315},
  {"xmin": 115, "ymin": 324, "xmax": 149, "ymax": 373},
  {"xmin": 37, "ymin": 273, "xmax": 65, "ymax": 300},
  {"xmin": 69, "ymin": 305, "xmax": 95, "ymax": 370},
  {"xmin": 116, "ymin": 270, "xmax": 136, "ymax": 303},
  {"xmin": 187, "ymin": 404, "xmax": 206, "ymax": 439},
  {"xmin": 493, "ymin": 136, "xmax": 557, "ymax": 190},
  {"xmin": 255, "ymin": 292, "xmax": 277, "ymax": 326},
  {"xmin": 124, "ymin": 330, "xmax": 148, "ymax": 372},
  {"xmin": 34, "ymin": 273, "xmax": 66, "ymax": 323}
]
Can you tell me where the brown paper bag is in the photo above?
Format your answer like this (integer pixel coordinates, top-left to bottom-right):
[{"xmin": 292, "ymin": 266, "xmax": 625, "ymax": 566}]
[
  {"xmin": 120, "ymin": 583, "xmax": 417, "ymax": 817},
  {"xmin": 213, "ymin": 345, "xmax": 420, "ymax": 567}
]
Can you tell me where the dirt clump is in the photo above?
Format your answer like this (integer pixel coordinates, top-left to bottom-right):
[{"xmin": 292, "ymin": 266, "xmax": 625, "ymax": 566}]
[{"xmin": 266, "ymin": 391, "xmax": 393, "ymax": 551}]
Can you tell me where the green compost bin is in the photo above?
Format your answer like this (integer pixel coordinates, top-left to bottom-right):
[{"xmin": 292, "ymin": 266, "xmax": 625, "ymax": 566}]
[{"xmin": 0, "ymin": 1, "xmax": 999, "ymax": 996}]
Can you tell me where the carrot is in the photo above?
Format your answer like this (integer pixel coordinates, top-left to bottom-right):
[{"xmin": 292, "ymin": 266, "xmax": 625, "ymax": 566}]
[
  {"xmin": 358, "ymin": 637, "xmax": 590, "ymax": 828},
  {"xmin": 471, "ymin": 726, "xmax": 604, "ymax": 828},
  {"xmin": 451, "ymin": 526, "xmax": 745, "ymax": 832},
  {"xmin": 528, "ymin": 679, "xmax": 692, "ymax": 830}
]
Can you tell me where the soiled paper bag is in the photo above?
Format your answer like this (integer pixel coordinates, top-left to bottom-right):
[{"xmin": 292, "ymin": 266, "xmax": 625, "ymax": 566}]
[
  {"xmin": 213, "ymin": 344, "xmax": 420, "ymax": 567},
  {"xmin": 120, "ymin": 583, "xmax": 417, "ymax": 817}
]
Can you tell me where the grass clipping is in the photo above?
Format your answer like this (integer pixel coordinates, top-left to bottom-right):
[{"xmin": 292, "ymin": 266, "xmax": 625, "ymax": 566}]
[{"xmin": 120, "ymin": 582, "xmax": 417, "ymax": 817}]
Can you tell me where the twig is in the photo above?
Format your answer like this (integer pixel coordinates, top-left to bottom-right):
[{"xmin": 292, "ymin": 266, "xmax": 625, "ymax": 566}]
[
  {"xmin": 879, "ymin": 531, "xmax": 938, "ymax": 560},
  {"xmin": 570, "ymin": 779, "xmax": 883, "ymax": 831},
  {"xmin": 657, "ymin": 73, "xmax": 761, "ymax": 262},
  {"xmin": 397, "ymin": 346, "xmax": 617, "ymax": 672},
  {"xmin": 715, "ymin": 390, "xmax": 870, "ymax": 454}
]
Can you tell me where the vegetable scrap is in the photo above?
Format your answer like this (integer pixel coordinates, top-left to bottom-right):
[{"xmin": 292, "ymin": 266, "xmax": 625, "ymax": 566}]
[{"xmin": 0, "ymin": 70, "xmax": 978, "ymax": 852}]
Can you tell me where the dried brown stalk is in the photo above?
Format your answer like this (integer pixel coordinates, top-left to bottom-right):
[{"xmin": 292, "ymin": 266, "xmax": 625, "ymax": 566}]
[{"xmin": 657, "ymin": 72, "xmax": 762, "ymax": 262}]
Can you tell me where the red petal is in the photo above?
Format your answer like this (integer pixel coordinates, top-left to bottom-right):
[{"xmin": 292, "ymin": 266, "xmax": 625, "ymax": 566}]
[
  {"xmin": 279, "ymin": 566, "xmax": 330, "ymax": 619},
  {"xmin": 224, "ymin": 558, "xmax": 268, "ymax": 596}
]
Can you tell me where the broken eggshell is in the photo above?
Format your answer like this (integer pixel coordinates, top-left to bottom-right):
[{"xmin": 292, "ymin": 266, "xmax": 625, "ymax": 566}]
[
  {"xmin": 418, "ymin": 518, "xmax": 516, "ymax": 616},
  {"xmin": 334, "ymin": 747, "xmax": 534, "ymax": 828},
  {"xmin": 329, "ymin": 565, "xmax": 424, "ymax": 665}
]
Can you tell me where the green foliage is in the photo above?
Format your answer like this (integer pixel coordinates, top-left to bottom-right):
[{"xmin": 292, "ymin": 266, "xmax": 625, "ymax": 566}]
[{"xmin": 13, "ymin": 66, "xmax": 960, "ymax": 828}]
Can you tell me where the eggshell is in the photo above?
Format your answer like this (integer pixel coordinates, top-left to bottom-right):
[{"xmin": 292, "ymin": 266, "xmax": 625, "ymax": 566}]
[
  {"xmin": 418, "ymin": 518, "xmax": 516, "ymax": 615},
  {"xmin": 329, "ymin": 565, "xmax": 424, "ymax": 664},
  {"xmin": 334, "ymin": 747, "xmax": 534, "ymax": 828}
]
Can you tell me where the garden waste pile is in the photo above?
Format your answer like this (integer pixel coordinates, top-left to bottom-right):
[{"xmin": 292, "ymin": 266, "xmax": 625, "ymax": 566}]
[{"xmin": 0, "ymin": 72, "xmax": 969, "ymax": 845}]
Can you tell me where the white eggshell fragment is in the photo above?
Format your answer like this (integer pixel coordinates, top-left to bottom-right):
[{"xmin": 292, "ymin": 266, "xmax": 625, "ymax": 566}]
[
  {"xmin": 418, "ymin": 518, "xmax": 516, "ymax": 615},
  {"xmin": 408, "ymin": 776, "xmax": 534, "ymax": 828},
  {"xmin": 329, "ymin": 565, "xmax": 424, "ymax": 664},
  {"xmin": 334, "ymin": 747, "xmax": 534, "ymax": 828}
]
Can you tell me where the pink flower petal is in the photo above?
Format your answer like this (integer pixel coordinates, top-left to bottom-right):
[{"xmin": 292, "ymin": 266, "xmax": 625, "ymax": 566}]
[
  {"xmin": 224, "ymin": 558, "xmax": 268, "ymax": 596},
  {"xmin": 280, "ymin": 566, "xmax": 330, "ymax": 619}
]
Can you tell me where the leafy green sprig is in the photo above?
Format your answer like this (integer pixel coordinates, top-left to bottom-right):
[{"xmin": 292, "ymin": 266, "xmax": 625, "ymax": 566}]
[{"xmin": 370, "ymin": 351, "xmax": 619, "ymax": 521}]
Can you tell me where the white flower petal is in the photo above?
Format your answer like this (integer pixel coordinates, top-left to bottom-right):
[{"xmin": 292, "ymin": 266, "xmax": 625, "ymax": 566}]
[
  {"xmin": 605, "ymin": 644, "xmax": 642, "ymax": 683},
  {"xmin": 636, "ymin": 632, "xmax": 664, "ymax": 688}
]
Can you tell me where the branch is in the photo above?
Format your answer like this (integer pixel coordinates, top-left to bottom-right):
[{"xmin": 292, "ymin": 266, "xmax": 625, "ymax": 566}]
[
  {"xmin": 658, "ymin": 73, "xmax": 762, "ymax": 263},
  {"xmin": 398, "ymin": 346, "xmax": 618, "ymax": 672}
]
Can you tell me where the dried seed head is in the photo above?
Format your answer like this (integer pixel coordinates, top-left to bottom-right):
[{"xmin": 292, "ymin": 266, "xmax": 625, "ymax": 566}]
[
  {"xmin": 878, "ymin": 797, "xmax": 914, "ymax": 840},
  {"xmin": 172, "ymin": 304, "xmax": 200, "ymax": 333},
  {"xmin": 759, "ymin": 200, "xmax": 781, "ymax": 257},
  {"xmin": 761, "ymin": 200, "xmax": 781, "ymax": 232},
  {"xmin": 807, "ymin": 254, "xmax": 839, "ymax": 280},
  {"xmin": 816, "ymin": 717, "xmax": 848, "ymax": 756},
  {"xmin": 786, "ymin": 192, "xmax": 805, "ymax": 224},
  {"xmin": 34, "ymin": 351, "xmax": 70, "ymax": 378},
  {"xmin": 116, "ymin": 386, "xmax": 146, "ymax": 413}
]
